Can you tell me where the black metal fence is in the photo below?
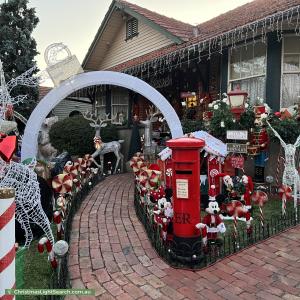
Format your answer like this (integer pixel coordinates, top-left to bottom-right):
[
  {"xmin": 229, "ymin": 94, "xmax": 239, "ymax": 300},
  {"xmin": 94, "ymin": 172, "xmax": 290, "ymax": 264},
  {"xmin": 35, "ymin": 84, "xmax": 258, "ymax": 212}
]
[
  {"xmin": 45, "ymin": 174, "xmax": 104, "ymax": 300},
  {"xmin": 134, "ymin": 190, "xmax": 300, "ymax": 270}
]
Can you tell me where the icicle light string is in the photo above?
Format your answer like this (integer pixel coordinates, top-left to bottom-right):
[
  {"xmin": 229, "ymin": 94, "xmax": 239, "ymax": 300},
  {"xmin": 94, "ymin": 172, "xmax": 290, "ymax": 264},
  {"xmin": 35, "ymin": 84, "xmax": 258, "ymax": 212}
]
[{"xmin": 123, "ymin": 5, "xmax": 300, "ymax": 78}]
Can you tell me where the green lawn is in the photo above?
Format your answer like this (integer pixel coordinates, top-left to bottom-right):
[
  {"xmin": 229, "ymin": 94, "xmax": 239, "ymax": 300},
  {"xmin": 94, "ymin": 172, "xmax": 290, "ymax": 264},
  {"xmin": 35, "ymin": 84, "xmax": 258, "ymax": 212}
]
[{"xmin": 16, "ymin": 229, "xmax": 55, "ymax": 300}]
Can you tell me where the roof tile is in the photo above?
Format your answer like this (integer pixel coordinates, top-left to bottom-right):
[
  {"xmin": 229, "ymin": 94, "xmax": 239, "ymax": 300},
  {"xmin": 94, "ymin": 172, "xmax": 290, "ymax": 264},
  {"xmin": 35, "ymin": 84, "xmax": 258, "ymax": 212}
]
[{"xmin": 109, "ymin": 0, "xmax": 300, "ymax": 72}]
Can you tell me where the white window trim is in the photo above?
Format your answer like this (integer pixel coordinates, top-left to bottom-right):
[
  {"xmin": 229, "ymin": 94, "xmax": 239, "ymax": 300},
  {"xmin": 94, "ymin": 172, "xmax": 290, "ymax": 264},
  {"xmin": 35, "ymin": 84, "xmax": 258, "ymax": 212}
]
[
  {"xmin": 280, "ymin": 34, "xmax": 300, "ymax": 108},
  {"xmin": 228, "ymin": 41, "xmax": 267, "ymax": 92}
]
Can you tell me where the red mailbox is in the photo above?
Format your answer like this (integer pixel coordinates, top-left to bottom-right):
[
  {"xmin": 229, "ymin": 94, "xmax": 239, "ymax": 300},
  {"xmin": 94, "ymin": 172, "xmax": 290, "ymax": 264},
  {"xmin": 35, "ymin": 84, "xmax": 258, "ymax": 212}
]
[{"xmin": 166, "ymin": 137, "xmax": 205, "ymax": 245}]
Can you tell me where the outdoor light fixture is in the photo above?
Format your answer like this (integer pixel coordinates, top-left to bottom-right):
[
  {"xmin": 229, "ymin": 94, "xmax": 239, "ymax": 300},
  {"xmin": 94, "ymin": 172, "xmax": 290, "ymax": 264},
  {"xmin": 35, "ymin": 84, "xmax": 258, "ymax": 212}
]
[{"xmin": 227, "ymin": 85, "xmax": 248, "ymax": 120}]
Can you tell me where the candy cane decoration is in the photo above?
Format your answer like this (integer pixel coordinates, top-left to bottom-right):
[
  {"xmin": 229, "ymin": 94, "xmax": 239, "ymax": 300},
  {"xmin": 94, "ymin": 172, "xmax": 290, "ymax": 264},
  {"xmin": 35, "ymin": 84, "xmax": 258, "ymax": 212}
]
[
  {"xmin": 38, "ymin": 237, "xmax": 57, "ymax": 269},
  {"xmin": 278, "ymin": 185, "xmax": 292, "ymax": 216},
  {"xmin": 0, "ymin": 188, "xmax": 16, "ymax": 299},
  {"xmin": 52, "ymin": 174, "xmax": 73, "ymax": 194},
  {"xmin": 195, "ymin": 223, "xmax": 208, "ymax": 249},
  {"xmin": 252, "ymin": 191, "xmax": 268, "ymax": 227},
  {"xmin": 53, "ymin": 211, "xmax": 63, "ymax": 240}
]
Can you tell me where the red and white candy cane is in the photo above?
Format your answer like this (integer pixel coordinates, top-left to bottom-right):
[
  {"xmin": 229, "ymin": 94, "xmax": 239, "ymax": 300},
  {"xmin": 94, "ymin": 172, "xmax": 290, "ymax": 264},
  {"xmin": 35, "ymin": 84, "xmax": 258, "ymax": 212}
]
[
  {"xmin": 38, "ymin": 237, "xmax": 57, "ymax": 269},
  {"xmin": 252, "ymin": 191, "xmax": 268, "ymax": 227},
  {"xmin": 195, "ymin": 223, "xmax": 208, "ymax": 248},
  {"xmin": 0, "ymin": 188, "xmax": 16, "ymax": 299},
  {"xmin": 53, "ymin": 211, "xmax": 63, "ymax": 240},
  {"xmin": 226, "ymin": 201, "xmax": 244, "ymax": 239},
  {"xmin": 52, "ymin": 174, "xmax": 73, "ymax": 194},
  {"xmin": 278, "ymin": 185, "xmax": 292, "ymax": 216}
]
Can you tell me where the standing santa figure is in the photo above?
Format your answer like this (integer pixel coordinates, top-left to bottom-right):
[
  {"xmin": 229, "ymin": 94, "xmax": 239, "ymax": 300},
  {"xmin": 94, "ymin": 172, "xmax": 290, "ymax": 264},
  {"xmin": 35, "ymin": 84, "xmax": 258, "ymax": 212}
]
[{"xmin": 241, "ymin": 175, "xmax": 254, "ymax": 210}]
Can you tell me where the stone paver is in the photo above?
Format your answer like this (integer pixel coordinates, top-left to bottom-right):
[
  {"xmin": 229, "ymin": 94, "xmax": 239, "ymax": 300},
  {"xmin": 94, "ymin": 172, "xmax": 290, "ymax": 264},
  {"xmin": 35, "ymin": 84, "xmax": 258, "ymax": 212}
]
[{"xmin": 68, "ymin": 174, "xmax": 300, "ymax": 299}]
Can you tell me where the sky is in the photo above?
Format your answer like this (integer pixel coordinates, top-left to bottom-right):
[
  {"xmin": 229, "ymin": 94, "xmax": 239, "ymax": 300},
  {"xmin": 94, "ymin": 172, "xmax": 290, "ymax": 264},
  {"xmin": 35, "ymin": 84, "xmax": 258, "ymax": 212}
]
[{"xmin": 28, "ymin": 0, "xmax": 252, "ymax": 83}]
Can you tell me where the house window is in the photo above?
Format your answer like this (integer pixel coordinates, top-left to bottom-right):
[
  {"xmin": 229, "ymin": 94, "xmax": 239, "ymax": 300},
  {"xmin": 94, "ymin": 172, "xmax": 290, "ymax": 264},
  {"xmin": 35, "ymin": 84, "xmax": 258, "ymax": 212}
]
[
  {"xmin": 281, "ymin": 36, "xmax": 300, "ymax": 108},
  {"xmin": 126, "ymin": 18, "xmax": 138, "ymax": 40},
  {"xmin": 95, "ymin": 92, "xmax": 106, "ymax": 116},
  {"xmin": 229, "ymin": 42, "xmax": 267, "ymax": 103},
  {"xmin": 111, "ymin": 88, "xmax": 129, "ymax": 124}
]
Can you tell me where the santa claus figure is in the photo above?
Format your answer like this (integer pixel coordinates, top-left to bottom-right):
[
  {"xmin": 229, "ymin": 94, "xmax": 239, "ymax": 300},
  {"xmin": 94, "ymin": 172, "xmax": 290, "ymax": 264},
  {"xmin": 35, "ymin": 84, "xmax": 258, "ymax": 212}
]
[{"xmin": 241, "ymin": 175, "xmax": 254, "ymax": 210}]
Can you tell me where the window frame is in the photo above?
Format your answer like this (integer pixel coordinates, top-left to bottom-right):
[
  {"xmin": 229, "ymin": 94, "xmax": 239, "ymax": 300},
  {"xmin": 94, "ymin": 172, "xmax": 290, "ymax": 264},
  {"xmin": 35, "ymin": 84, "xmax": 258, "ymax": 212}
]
[
  {"xmin": 111, "ymin": 87, "xmax": 129, "ymax": 124},
  {"xmin": 126, "ymin": 17, "xmax": 139, "ymax": 41},
  {"xmin": 281, "ymin": 34, "xmax": 300, "ymax": 108},
  {"xmin": 227, "ymin": 40, "xmax": 267, "ymax": 101}
]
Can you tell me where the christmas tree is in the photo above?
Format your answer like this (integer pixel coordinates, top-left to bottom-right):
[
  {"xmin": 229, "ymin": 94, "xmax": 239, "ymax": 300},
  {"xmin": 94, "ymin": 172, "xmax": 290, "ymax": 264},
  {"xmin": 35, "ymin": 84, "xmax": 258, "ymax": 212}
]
[{"xmin": 0, "ymin": 0, "xmax": 39, "ymax": 118}]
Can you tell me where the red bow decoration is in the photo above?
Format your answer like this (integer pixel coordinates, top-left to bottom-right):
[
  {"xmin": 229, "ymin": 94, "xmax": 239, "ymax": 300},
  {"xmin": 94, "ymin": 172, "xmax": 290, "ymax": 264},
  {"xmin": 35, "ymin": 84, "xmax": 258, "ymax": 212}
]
[
  {"xmin": 0, "ymin": 134, "xmax": 17, "ymax": 162},
  {"xmin": 251, "ymin": 190, "xmax": 268, "ymax": 206},
  {"xmin": 278, "ymin": 185, "xmax": 292, "ymax": 200},
  {"xmin": 226, "ymin": 200, "xmax": 245, "ymax": 217}
]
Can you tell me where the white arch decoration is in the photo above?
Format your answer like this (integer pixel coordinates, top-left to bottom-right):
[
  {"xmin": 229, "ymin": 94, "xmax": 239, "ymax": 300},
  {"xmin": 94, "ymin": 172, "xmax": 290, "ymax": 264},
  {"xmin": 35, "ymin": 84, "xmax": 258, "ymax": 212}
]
[{"xmin": 21, "ymin": 71, "xmax": 183, "ymax": 161}]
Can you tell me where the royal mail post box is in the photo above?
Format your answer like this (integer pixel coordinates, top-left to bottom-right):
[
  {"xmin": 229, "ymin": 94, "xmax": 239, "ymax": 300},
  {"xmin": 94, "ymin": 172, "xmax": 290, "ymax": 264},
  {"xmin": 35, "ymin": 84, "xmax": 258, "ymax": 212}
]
[{"xmin": 166, "ymin": 137, "xmax": 205, "ymax": 244}]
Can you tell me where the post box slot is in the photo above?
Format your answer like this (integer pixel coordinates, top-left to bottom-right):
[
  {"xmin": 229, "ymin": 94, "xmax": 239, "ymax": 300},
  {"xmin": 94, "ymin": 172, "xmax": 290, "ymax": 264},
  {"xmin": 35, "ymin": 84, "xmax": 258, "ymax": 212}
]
[{"xmin": 175, "ymin": 170, "xmax": 192, "ymax": 174}]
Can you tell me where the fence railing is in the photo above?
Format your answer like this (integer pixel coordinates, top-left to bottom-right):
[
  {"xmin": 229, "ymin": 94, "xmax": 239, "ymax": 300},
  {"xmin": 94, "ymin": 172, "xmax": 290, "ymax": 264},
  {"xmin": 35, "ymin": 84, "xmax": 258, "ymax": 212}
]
[
  {"xmin": 40, "ymin": 174, "xmax": 104, "ymax": 300},
  {"xmin": 134, "ymin": 190, "xmax": 300, "ymax": 269}
]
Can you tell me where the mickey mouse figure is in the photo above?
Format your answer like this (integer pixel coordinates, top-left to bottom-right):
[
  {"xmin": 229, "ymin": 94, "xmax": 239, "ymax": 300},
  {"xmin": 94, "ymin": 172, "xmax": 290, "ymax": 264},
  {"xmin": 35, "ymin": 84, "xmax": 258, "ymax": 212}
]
[{"xmin": 196, "ymin": 185, "xmax": 226, "ymax": 252}]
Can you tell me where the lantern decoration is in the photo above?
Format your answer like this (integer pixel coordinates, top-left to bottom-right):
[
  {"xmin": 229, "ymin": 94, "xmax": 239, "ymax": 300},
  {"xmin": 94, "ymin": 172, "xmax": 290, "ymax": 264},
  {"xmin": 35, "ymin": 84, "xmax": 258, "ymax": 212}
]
[
  {"xmin": 278, "ymin": 185, "xmax": 292, "ymax": 216},
  {"xmin": 251, "ymin": 191, "xmax": 268, "ymax": 227},
  {"xmin": 52, "ymin": 174, "xmax": 73, "ymax": 194},
  {"xmin": 227, "ymin": 85, "xmax": 247, "ymax": 120}
]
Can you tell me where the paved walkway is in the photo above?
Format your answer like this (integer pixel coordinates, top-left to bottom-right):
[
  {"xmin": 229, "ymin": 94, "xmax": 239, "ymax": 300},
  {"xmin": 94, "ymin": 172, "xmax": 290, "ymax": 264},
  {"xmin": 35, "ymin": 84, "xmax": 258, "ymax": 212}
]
[{"xmin": 67, "ymin": 174, "xmax": 300, "ymax": 300}]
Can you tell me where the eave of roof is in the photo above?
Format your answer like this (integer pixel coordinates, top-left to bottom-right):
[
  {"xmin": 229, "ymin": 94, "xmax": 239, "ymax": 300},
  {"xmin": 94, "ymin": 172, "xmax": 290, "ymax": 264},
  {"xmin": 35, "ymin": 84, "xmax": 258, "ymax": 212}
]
[
  {"xmin": 108, "ymin": 0, "xmax": 300, "ymax": 73},
  {"xmin": 82, "ymin": 0, "xmax": 195, "ymax": 69}
]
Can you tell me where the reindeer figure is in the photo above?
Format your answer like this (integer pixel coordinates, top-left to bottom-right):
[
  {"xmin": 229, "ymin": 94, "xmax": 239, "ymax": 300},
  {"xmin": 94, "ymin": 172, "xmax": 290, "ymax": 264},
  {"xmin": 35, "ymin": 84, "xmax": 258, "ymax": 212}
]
[
  {"xmin": 0, "ymin": 158, "xmax": 54, "ymax": 248},
  {"xmin": 83, "ymin": 111, "xmax": 124, "ymax": 174},
  {"xmin": 140, "ymin": 106, "xmax": 161, "ymax": 149},
  {"xmin": 267, "ymin": 121, "xmax": 300, "ymax": 215}
]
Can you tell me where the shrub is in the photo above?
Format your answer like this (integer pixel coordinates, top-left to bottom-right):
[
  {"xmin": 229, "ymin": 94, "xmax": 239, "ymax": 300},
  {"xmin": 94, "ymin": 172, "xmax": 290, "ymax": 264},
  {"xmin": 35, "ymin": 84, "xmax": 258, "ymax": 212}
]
[{"xmin": 49, "ymin": 116, "xmax": 119, "ymax": 156}]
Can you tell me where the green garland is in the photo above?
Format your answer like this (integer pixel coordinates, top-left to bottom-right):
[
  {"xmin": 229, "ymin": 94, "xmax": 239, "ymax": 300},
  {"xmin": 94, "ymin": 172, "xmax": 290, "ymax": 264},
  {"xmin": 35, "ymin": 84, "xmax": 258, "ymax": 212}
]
[
  {"xmin": 267, "ymin": 114, "xmax": 300, "ymax": 144},
  {"xmin": 207, "ymin": 100, "xmax": 255, "ymax": 141}
]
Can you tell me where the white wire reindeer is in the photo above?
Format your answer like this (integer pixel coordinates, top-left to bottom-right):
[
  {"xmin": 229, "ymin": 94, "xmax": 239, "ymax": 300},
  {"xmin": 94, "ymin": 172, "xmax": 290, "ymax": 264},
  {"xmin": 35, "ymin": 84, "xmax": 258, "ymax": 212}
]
[
  {"xmin": 0, "ymin": 158, "xmax": 54, "ymax": 248},
  {"xmin": 0, "ymin": 59, "xmax": 38, "ymax": 121},
  {"xmin": 83, "ymin": 111, "xmax": 124, "ymax": 174},
  {"xmin": 267, "ymin": 121, "xmax": 300, "ymax": 214},
  {"xmin": 140, "ymin": 106, "xmax": 161, "ymax": 148}
]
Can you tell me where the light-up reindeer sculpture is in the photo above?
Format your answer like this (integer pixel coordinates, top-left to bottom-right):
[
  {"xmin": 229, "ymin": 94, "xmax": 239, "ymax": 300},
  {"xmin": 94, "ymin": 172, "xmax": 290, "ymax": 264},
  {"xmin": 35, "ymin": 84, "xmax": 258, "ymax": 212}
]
[
  {"xmin": 140, "ymin": 106, "xmax": 161, "ymax": 149},
  {"xmin": 0, "ymin": 60, "xmax": 54, "ymax": 247},
  {"xmin": 267, "ymin": 121, "xmax": 300, "ymax": 218},
  {"xmin": 0, "ymin": 60, "xmax": 37, "ymax": 127},
  {"xmin": 83, "ymin": 111, "xmax": 124, "ymax": 174}
]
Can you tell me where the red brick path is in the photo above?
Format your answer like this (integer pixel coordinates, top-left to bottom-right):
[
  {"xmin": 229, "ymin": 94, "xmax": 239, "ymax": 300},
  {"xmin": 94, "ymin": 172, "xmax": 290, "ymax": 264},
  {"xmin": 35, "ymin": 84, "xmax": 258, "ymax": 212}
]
[{"xmin": 67, "ymin": 174, "xmax": 300, "ymax": 299}]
